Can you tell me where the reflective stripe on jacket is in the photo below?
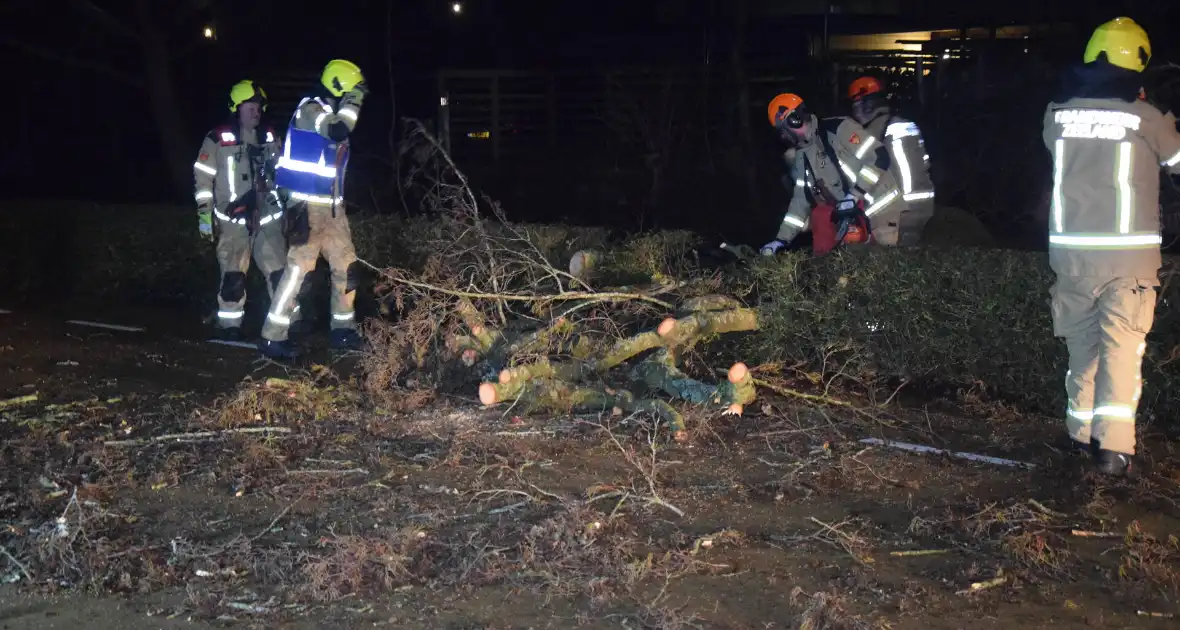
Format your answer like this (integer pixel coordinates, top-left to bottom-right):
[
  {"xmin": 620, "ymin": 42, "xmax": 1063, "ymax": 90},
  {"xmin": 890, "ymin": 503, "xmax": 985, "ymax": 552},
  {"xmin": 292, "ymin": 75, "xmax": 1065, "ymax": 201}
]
[
  {"xmin": 1042, "ymin": 97, "xmax": 1180, "ymax": 277},
  {"xmin": 275, "ymin": 95, "xmax": 360, "ymax": 206},
  {"xmin": 863, "ymin": 113, "xmax": 935, "ymax": 208}
]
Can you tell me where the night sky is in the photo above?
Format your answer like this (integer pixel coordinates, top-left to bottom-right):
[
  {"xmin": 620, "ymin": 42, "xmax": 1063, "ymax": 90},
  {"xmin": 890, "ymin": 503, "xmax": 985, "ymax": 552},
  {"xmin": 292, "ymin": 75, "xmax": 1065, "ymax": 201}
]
[{"xmin": 3, "ymin": 1, "xmax": 1177, "ymax": 210}]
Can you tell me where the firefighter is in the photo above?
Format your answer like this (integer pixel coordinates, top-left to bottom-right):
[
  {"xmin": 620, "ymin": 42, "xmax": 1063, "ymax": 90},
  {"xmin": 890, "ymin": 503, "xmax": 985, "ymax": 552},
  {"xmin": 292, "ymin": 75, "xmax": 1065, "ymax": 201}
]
[
  {"xmin": 760, "ymin": 93, "xmax": 902, "ymax": 255},
  {"xmin": 847, "ymin": 76, "xmax": 935, "ymax": 246},
  {"xmin": 1043, "ymin": 17, "xmax": 1180, "ymax": 475},
  {"xmin": 260, "ymin": 59, "xmax": 368, "ymax": 359},
  {"xmin": 193, "ymin": 80, "xmax": 289, "ymax": 340}
]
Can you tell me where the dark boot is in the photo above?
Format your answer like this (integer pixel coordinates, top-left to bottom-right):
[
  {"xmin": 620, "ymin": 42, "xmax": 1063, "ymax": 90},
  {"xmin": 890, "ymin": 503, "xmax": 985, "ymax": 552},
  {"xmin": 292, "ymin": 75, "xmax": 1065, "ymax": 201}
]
[
  {"xmin": 1095, "ymin": 449, "xmax": 1136, "ymax": 477},
  {"xmin": 258, "ymin": 338, "xmax": 301, "ymax": 360},
  {"xmin": 1070, "ymin": 438, "xmax": 1097, "ymax": 458},
  {"xmin": 329, "ymin": 329, "xmax": 365, "ymax": 351},
  {"xmin": 217, "ymin": 326, "xmax": 244, "ymax": 342}
]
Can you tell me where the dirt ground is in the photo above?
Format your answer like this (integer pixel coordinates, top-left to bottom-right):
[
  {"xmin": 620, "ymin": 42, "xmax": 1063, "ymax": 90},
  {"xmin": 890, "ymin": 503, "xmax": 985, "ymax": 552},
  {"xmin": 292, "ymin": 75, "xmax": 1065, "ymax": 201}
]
[{"xmin": 1, "ymin": 304, "xmax": 1180, "ymax": 629}]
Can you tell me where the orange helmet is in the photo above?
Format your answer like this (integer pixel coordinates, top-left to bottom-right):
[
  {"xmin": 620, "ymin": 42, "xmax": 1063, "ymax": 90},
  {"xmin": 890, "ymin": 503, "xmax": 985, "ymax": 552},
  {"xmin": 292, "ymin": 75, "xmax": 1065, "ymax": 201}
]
[
  {"xmin": 767, "ymin": 93, "xmax": 805, "ymax": 128},
  {"xmin": 848, "ymin": 76, "xmax": 883, "ymax": 101}
]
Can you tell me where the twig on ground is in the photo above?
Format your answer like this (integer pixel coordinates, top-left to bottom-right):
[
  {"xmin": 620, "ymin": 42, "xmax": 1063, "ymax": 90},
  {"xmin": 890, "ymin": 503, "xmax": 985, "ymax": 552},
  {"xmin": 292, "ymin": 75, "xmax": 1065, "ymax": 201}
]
[
  {"xmin": 890, "ymin": 549, "xmax": 947, "ymax": 557},
  {"xmin": 579, "ymin": 417, "xmax": 685, "ymax": 518},
  {"xmin": 750, "ymin": 378, "xmax": 855, "ymax": 408},
  {"xmin": 286, "ymin": 468, "xmax": 369, "ymax": 476},
  {"xmin": 1027, "ymin": 499, "xmax": 1065, "ymax": 518},
  {"xmin": 1070, "ymin": 530, "xmax": 1121, "ymax": 539},
  {"xmin": 104, "ymin": 426, "xmax": 293, "ymax": 447},
  {"xmin": 957, "ymin": 575, "xmax": 1007, "ymax": 595},
  {"xmin": 249, "ymin": 497, "xmax": 302, "ymax": 545},
  {"xmin": 0, "ymin": 543, "xmax": 32, "ymax": 582}
]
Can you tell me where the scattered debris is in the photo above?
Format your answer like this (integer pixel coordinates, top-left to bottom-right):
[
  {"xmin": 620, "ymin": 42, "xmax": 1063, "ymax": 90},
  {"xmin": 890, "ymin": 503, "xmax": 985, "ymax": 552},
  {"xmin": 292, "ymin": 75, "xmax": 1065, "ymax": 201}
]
[
  {"xmin": 1071, "ymin": 530, "xmax": 1121, "ymax": 539},
  {"xmin": 889, "ymin": 549, "xmax": 948, "ymax": 557},
  {"xmin": 860, "ymin": 437, "xmax": 1035, "ymax": 469},
  {"xmin": 206, "ymin": 339, "xmax": 257, "ymax": 350},
  {"xmin": 65, "ymin": 320, "xmax": 145, "ymax": 332},
  {"xmin": 958, "ymin": 573, "xmax": 1008, "ymax": 595},
  {"xmin": 103, "ymin": 426, "xmax": 293, "ymax": 447},
  {"xmin": 0, "ymin": 393, "xmax": 38, "ymax": 409}
]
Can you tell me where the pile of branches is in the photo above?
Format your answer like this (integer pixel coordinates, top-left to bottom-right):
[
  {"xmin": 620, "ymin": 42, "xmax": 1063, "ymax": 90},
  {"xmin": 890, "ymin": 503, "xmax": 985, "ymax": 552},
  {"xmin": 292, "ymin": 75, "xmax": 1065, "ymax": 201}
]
[{"xmin": 361, "ymin": 120, "xmax": 761, "ymax": 439}]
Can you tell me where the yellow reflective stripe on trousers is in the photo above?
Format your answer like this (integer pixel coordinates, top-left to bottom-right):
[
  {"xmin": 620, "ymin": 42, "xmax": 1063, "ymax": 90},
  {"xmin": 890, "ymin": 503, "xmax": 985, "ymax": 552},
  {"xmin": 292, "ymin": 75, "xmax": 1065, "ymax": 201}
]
[
  {"xmin": 266, "ymin": 265, "xmax": 302, "ymax": 327},
  {"xmin": 1094, "ymin": 404, "xmax": 1135, "ymax": 421},
  {"xmin": 1116, "ymin": 141, "xmax": 1133, "ymax": 234},
  {"xmin": 1048, "ymin": 232, "xmax": 1161, "ymax": 249}
]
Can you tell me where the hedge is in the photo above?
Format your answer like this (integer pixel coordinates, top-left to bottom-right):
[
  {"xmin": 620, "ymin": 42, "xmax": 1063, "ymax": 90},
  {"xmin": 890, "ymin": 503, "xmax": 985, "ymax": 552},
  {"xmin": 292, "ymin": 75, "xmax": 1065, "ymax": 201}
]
[
  {"xmin": 750, "ymin": 247, "xmax": 1180, "ymax": 417},
  {"xmin": 2, "ymin": 200, "xmax": 1177, "ymax": 418}
]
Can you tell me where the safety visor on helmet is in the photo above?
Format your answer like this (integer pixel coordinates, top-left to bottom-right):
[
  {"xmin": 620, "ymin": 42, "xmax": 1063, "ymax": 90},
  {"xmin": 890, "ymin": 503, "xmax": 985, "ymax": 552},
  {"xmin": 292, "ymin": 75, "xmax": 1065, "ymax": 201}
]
[{"xmin": 768, "ymin": 93, "xmax": 809, "ymax": 144}]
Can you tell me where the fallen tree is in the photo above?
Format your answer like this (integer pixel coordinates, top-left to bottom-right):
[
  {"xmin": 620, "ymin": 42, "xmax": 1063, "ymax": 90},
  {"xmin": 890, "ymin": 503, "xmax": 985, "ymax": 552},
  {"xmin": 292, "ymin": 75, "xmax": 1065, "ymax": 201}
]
[{"xmin": 360, "ymin": 120, "xmax": 760, "ymax": 440}]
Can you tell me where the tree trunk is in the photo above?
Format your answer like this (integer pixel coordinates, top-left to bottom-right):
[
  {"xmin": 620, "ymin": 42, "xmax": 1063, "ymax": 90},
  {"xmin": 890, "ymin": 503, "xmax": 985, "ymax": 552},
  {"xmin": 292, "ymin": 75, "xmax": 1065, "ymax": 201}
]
[{"xmin": 137, "ymin": 1, "xmax": 190, "ymax": 198}]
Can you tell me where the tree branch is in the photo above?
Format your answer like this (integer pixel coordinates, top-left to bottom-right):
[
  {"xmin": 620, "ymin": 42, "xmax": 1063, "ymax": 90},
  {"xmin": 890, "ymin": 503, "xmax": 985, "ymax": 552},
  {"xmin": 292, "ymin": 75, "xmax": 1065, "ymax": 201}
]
[{"xmin": 0, "ymin": 37, "xmax": 144, "ymax": 90}]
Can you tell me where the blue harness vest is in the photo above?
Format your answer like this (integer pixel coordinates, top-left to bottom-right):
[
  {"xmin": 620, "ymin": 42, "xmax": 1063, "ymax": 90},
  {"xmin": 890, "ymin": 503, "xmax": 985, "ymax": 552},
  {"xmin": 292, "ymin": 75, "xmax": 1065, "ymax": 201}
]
[{"xmin": 274, "ymin": 97, "xmax": 350, "ymax": 201}]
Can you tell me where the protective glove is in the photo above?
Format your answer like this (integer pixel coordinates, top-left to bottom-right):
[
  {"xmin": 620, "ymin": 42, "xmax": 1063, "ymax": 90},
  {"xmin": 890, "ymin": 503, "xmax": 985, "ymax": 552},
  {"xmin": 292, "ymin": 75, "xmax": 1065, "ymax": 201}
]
[
  {"xmin": 760, "ymin": 239, "xmax": 786, "ymax": 256},
  {"xmin": 342, "ymin": 82, "xmax": 367, "ymax": 108},
  {"xmin": 197, "ymin": 208, "xmax": 214, "ymax": 242},
  {"xmin": 836, "ymin": 193, "xmax": 857, "ymax": 213}
]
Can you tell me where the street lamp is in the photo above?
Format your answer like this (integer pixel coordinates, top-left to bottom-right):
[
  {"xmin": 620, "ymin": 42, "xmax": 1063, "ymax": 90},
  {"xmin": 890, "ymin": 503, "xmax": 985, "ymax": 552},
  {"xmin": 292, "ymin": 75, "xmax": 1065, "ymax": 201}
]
[
  {"xmin": 451, "ymin": 2, "xmax": 462, "ymax": 14},
  {"xmin": 203, "ymin": 26, "xmax": 215, "ymax": 39}
]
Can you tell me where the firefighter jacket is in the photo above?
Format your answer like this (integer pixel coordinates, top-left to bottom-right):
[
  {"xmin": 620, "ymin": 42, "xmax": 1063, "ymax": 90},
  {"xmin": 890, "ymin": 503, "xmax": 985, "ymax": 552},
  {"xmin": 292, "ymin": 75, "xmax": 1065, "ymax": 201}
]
[
  {"xmin": 193, "ymin": 125, "xmax": 283, "ymax": 225},
  {"xmin": 275, "ymin": 90, "xmax": 363, "ymax": 207},
  {"xmin": 1042, "ymin": 97, "xmax": 1180, "ymax": 278},
  {"xmin": 861, "ymin": 112, "xmax": 935, "ymax": 209},
  {"xmin": 777, "ymin": 116, "xmax": 902, "ymax": 241}
]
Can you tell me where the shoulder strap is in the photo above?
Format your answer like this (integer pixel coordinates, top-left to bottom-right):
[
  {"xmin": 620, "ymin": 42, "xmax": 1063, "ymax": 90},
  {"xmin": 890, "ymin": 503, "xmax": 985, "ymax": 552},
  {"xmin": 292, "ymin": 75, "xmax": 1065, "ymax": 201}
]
[{"xmin": 815, "ymin": 120, "xmax": 850, "ymax": 196}]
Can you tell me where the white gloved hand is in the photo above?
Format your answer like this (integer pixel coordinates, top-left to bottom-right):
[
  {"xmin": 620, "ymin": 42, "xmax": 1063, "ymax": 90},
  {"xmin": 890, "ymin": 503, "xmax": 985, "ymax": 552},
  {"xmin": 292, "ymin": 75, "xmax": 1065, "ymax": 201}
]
[
  {"xmin": 760, "ymin": 240, "xmax": 786, "ymax": 256},
  {"xmin": 837, "ymin": 193, "xmax": 857, "ymax": 212}
]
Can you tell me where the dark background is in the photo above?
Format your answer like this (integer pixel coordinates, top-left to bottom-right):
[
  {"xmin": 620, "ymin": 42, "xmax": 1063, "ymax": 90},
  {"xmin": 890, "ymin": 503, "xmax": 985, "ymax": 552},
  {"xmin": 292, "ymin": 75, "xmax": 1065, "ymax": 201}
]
[{"xmin": 3, "ymin": 0, "xmax": 1179, "ymax": 248}]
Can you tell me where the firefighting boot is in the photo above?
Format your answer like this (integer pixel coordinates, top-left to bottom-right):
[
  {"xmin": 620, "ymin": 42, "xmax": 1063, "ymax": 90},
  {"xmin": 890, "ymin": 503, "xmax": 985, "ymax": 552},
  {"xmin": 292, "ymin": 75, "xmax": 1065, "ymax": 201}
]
[
  {"xmin": 329, "ymin": 329, "xmax": 366, "ymax": 352},
  {"xmin": 1095, "ymin": 449, "xmax": 1137, "ymax": 477},
  {"xmin": 217, "ymin": 326, "xmax": 244, "ymax": 342},
  {"xmin": 1068, "ymin": 438, "xmax": 1097, "ymax": 458},
  {"xmin": 258, "ymin": 338, "xmax": 301, "ymax": 361}
]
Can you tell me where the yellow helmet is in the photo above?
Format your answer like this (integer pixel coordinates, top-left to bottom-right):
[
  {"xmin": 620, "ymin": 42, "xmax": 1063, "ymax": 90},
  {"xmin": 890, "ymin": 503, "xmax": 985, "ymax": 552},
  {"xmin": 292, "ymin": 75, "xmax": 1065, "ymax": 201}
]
[
  {"xmin": 320, "ymin": 59, "xmax": 365, "ymax": 96},
  {"xmin": 229, "ymin": 79, "xmax": 268, "ymax": 112},
  {"xmin": 1084, "ymin": 17, "xmax": 1151, "ymax": 73}
]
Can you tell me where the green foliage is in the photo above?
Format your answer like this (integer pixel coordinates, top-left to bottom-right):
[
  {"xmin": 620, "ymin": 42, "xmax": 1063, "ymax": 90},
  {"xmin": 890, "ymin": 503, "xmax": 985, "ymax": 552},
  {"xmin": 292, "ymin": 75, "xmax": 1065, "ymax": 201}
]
[
  {"xmin": 597, "ymin": 230, "xmax": 703, "ymax": 285},
  {"xmin": 8, "ymin": 199, "xmax": 1180, "ymax": 418},
  {"xmin": 750, "ymin": 246, "xmax": 1180, "ymax": 416},
  {"xmin": 0, "ymin": 200, "xmax": 215, "ymax": 304}
]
